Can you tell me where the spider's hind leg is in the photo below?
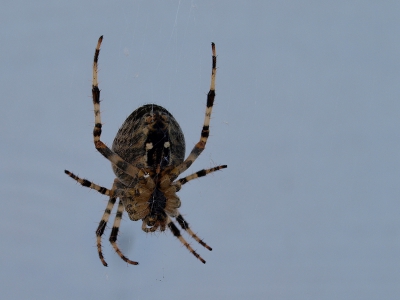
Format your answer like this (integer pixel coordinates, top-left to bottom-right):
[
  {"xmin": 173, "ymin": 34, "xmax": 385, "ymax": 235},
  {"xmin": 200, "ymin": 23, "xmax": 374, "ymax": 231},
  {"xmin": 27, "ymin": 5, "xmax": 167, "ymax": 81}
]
[
  {"xmin": 91, "ymin": 36, "xmax": 145, "ymax": 181},
  {"xmin": 170, "ymin": 43, "xmax": 217, "ymax": 180}
]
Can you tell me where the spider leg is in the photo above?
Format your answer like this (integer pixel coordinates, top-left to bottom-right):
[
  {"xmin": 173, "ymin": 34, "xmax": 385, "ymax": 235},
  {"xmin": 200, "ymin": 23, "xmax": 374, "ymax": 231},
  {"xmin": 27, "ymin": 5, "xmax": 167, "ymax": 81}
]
[
  {"xmin": 64, "ymin": 170, "xmax": 111, "ymax": 196},
  {"xmin": 91, "ymin": 36, "xmax": 146, "ymax": 181},
  {"xmin": 109, "ymin": 200, "xmax": 139, "ymax": 265},
  {"xmin": 95, "ymin": 196, "xmax": 117, "ymax": 267},
  {"xmin": 175, "ymin": 213, "xmax": 212, "ymax": 251},
  {"xmin": 173, "ymin": 164, "xmax": 227, "ymax": 191},
  {"xmin": 167, "ymin": 217, "xmax": 206, "ymax": 264},
  {"xmin": 170, "ymin": 43, "xmax": 217, "ymax": 180}
]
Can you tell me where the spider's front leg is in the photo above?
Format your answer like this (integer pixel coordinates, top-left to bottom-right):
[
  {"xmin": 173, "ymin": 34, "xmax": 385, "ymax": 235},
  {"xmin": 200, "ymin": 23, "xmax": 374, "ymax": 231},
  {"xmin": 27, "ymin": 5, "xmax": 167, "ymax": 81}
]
[
  {"xmin": 95, "ymin": 196, "xmax": 117, "ymax": 267},
  {"xmin": 108, "ymin": 200, "xmax": 139, "ymax": 265},
  {"xmin": 95, "ymin": 180, "xmax": 138, "ymax": 266},
  {"xmin": 175, "ymin": 213, "xmax": 212, "ymax": 251},
  {"xmin": 167, "ymin": 217, "xmax": 206, "ymax": 264}
]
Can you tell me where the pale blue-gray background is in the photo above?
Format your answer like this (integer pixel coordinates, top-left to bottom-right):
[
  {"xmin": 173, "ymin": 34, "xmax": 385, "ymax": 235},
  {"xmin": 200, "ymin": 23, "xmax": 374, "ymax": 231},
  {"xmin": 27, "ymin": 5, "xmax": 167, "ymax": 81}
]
[{"xmin": 1, "ymin": 1, "xmax": 399, "ymax": 299}]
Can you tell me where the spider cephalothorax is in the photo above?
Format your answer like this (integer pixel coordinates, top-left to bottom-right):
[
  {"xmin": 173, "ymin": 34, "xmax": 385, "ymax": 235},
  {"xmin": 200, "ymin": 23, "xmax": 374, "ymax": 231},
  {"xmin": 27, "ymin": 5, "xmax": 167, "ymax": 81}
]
[{"xmin": 65, "ymin": 36, "xmax": 226, "ymax": 266}]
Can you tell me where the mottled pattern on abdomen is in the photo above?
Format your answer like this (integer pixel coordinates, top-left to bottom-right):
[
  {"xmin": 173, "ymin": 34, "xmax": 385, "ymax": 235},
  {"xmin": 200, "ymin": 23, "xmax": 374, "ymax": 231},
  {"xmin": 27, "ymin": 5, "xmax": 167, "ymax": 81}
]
[{"xmin": 112, "ymin": 104, "xmax": 185, "ymax": 186}]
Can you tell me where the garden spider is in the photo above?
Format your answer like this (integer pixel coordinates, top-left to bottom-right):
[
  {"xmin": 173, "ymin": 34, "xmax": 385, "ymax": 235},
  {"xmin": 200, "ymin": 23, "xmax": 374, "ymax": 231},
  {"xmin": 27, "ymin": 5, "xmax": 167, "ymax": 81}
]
[{"xmin": 65, "ymin": 36, "xmax": 226, "ymax": 266}]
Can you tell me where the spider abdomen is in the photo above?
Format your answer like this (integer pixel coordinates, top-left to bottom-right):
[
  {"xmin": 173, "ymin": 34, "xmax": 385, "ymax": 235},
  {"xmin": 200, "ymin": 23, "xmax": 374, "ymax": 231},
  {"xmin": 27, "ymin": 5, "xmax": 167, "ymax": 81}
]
[
  {"xmin": 65, "ymin": 37, "xmax": 223, "ymax": 266},
  {"xmin": 112, "ymin": 104, "xmax": 185, "ymax": 186}
]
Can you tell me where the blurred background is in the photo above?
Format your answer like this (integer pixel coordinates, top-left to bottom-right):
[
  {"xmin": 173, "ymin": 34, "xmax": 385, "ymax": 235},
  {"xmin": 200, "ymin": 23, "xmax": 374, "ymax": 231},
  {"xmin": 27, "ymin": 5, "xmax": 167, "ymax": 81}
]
[{"xmin": 1, "ymin": 1, "xmax": 400, "ymax": 299}]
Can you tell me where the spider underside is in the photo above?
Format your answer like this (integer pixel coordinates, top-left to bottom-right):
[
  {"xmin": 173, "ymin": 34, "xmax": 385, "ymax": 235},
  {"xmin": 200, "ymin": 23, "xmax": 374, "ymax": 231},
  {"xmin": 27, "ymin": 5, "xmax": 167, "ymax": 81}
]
[{"xmin": 65, "ymin": 36, "xmax": 226, "ymax": 266}]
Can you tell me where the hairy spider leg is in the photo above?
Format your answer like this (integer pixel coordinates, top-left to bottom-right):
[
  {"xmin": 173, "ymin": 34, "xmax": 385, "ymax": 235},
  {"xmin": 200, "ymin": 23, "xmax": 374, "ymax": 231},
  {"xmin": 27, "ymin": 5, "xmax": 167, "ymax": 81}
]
[
  {"xmin": 167, "ymin": 217, "xmax": 206, "ymax": 264},
  {"xmin": 170, "ymin": 43, "xmax": 217, "ymax": 180},
  {"xmin": 95, "ymin": 196, "xmax": 117, "ymax": 267},
  {"xmin": 175, "ymin": 213, "xmax": 212, "ymax": 251},
  {"xmin": 174, "ymin": 165, "xmax": 227, "ymax": 191},
  {"xmin": 109, "ymin": 200, "xmax": 139, "ymax": 265},
  {"xmin": 91, "ymin": 36, "xmax": 146, "ymax": 181},
  {"xmin": 66, "ymin": 37, "xmax": 225, "ymax": 266},
  {"xmin": 64, "ymin": 170, "xmax": 111, "ymax": 196}
]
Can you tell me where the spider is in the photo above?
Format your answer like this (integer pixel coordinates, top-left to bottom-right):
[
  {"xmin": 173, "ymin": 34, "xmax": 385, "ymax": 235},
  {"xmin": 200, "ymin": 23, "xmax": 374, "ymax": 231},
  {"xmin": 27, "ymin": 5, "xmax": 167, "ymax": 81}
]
[{"xmin": 64, "ymin": 36, "xmax": 227, "ymax": 266}]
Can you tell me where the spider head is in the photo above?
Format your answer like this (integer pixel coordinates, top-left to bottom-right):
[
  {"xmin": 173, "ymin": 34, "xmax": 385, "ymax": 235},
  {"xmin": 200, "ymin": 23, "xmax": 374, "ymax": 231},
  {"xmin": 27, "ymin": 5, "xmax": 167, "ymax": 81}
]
[
  {"xmin": 142, "ymin": 210, "xmax": 167, "ymax": 232},
  {"xmin": 121, "ymin": 176, "xmax": 182, "ymax": 233}
]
